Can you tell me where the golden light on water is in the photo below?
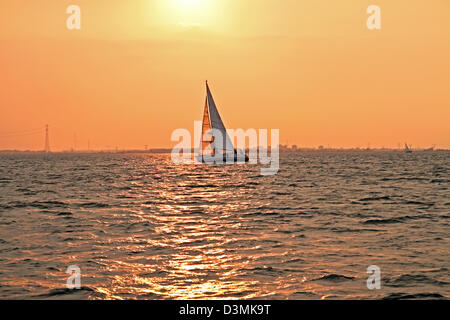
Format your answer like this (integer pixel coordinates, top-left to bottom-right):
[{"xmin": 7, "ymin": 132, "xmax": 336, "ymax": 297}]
[
  {"xmin": 1, "ymin": 153, "xmax": 448, "ymax": 300},
  {"xmin": 94, "ymin": 217, "xmax": 261, "ymax": 300},
  {"xmin": 89, "ymin": 174, "xmax": 265, "ymax": 300}
]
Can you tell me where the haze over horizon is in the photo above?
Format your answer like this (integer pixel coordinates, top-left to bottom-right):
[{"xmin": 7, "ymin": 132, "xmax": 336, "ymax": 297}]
[{"xmin": 1, "ymin": 0, "xmax": 449, "ymax": 151}]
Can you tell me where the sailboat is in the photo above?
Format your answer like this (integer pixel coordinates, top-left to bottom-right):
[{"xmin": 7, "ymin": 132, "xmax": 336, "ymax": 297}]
[
  {"xmin": 404, "ymin": 143, "xmax": 412, "ymax": 153},
  {"xmin": 197, "ymin": 81, "xmax": 249, "ymax": 163}
]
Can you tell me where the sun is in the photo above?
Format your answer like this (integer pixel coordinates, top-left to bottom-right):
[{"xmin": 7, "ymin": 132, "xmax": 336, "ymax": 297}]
[
  {"xmin": 176, "ymin": 0, "xmax": 205, "ymax": 8},
  {"xmin": 170, "ymin": 0, "xmax": 210, "ymax": 26},
  {"xmin": 174, "ymin": 0, "xmax": 207, "ymax": 13},
  {"xmin": 154, "ymin": 0, "xmax": 223, "ymax": 30}
]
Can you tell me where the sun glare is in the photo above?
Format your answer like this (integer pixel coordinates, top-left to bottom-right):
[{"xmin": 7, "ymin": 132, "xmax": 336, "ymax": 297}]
[
  {"xmin": 153, "ymin": 0, "xmax": 228, "ymax": 31},
  {"xmin": 169, "ymin": 0, "xmax": 212, "ymax": 27},
  {"xmin": 176, "ymin": 0, "xmax": 206, "ymax": 10}
]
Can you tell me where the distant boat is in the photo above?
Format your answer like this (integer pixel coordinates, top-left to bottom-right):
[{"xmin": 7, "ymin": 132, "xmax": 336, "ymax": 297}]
[
  {"xmin": 404, "ymin": 143, "xmax": 412, "ymax": 153},
  {"xmin": 197, "ymin": 81, "xmax": 249, "ymax": 163}
]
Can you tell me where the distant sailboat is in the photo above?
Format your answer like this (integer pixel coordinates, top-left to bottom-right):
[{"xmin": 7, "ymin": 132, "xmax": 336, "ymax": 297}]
[
  {"xmin": 404, "ymin": 143, "xmax": 412, "ymax": 153},
  {"xmin": 197, "ymin": 81, "xmax": 249, "ymax": 163}
]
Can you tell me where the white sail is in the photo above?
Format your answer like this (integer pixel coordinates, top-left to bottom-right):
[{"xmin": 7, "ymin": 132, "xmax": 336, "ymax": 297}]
[
  {"xmin": 200, "ymin": 82, "xmax": 235, "ymax": 155},
  {"xmin": 404, "ymin": 143, "xmax": 412, "ymax": 153}
]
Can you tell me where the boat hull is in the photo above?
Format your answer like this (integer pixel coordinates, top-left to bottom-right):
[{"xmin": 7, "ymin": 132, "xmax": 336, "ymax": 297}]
[{"xmin": 196, "ymin": 154, "xmax": 249, "ymax": 164}]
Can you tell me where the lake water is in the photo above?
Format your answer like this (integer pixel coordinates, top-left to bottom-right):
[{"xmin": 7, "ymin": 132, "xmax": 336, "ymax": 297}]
[{"xmin": 0, "ymin": 151, "xmax": 448, "ymax": 299}]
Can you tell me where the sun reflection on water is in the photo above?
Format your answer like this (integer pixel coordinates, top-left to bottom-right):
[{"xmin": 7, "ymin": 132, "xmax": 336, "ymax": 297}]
[
  {"xmin": 92, "ymin": 169, "xmax": 267, "ymax": 299},
  {"xmin": 3, "ymin": 153, "xmax": 447, "ymax": 299}
]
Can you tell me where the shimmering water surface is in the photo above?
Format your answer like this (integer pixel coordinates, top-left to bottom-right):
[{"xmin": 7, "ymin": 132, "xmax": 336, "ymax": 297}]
[{"xmin": 0, "ymin": 151, "xmax": 448, "ymax": 299}]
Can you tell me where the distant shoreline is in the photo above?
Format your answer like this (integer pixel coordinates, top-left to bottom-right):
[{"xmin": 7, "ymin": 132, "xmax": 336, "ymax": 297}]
[{"xmin": 0, "ymin": 148, "xmax": 447, "ymax": 154}]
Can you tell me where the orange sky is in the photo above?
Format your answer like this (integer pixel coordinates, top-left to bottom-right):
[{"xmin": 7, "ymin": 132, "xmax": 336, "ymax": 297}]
[{"xmin": 1, "ymin": 0, "xmax": 449, "ymax": 150}]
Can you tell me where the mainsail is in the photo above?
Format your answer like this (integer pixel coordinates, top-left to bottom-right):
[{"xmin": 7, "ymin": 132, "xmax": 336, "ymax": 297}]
[
  {"xmin": 200, "ymin": 81, "xmax": 236, "ymax": 157},
  {"xmin": 201, "ymin": 97, "xmax": 214, "ymax": 156},
  {"xmin": 404, "ymin": 143, "xmax": 412, "ymax": 153}
]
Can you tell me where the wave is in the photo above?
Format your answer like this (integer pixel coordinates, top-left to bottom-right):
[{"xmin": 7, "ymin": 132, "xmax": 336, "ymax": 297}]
[
  {"xmin": 363, "ymin": 218, "xmax": 404, "ymax": 225},
  {"xmin": 312, "ymin": 274, "xmax": 355, "ymax": 282},
  {"xmin": 245, "ymin": 266, "xmax": 282, "ymax": 274},
  {"xmin": 404, "ymin": 200, "xmax": 434, "ymax": 206},
  {"xmin": 57, "ymin": 212, "xmax": 72, "ymax": 216},
  {"xmin": 359, "ymin": 196, "xmax": 391, "ymax": 201},
  {"xmin": 362, "ymin": 215, "xmax": 421, "ymax": 224},
  {"xmin": 31, "ymin": 287, "xmax": 102, "ymax": 300},
  {"xmin": 0, "ymin": 200, "xmax": 68, "ymax": 210},
  {"xmin": 384, "ymin": 274, "xmax": 449, "ymax": 287},
  {"xmin": 77, "ymin": 202, "xmax": 110, "ymax": 208},
  {"xmin": 383, "ymin": 292, "xmax": 445, "ymax": 300},
  {"xmin": 331, "ymin": 227, "xmax": 379, "ymax": 233}
]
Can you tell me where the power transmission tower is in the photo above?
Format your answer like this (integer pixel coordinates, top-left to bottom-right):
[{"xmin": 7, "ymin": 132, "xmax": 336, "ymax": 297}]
[{"xmin": 44, "ymin": 124, "xmax": 50, "ymax": 153}]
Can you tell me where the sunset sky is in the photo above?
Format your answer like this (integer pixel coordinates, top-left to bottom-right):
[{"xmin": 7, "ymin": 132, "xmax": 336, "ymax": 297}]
[{"xmin": 1, "ymin": 0, "xmax": 449, "ymax": 150}]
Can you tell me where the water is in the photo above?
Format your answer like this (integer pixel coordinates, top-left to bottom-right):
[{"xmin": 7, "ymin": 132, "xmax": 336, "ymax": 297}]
[{"xmin": 0, "ymin": 151, "xmax": 448, "ymax": 300}]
